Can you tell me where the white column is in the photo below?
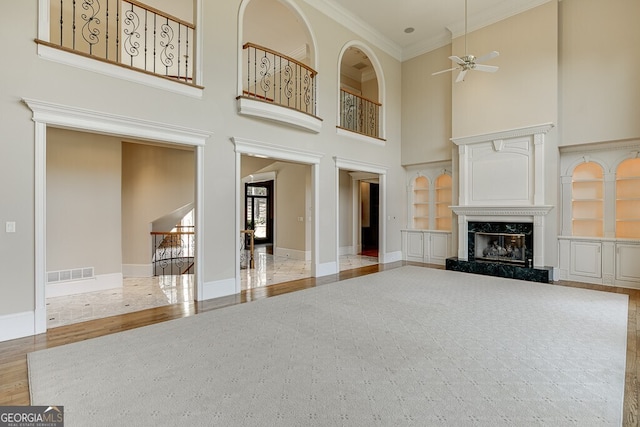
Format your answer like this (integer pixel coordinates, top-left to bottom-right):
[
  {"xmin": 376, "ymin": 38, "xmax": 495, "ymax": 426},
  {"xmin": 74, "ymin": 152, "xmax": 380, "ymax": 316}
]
[
  {"xmin": 457, "ymin": 145, "xmax": 469, "ymax": 205},
  {"xmin": 457, "ymin": 214, "xmax": 468, "ymax": 260},
  {"xmin": 533, "ymin": 215, "xmax": 545, "ymax": 267},
  {"xmin": 533, "ymin": 132, "xmax": 545, "ymax": 205}
]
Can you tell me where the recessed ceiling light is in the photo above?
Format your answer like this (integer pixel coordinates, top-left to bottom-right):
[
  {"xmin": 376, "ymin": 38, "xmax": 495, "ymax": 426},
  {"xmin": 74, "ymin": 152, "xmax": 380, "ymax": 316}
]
[{"xmin": 404, "ymin": 27, "xmax": 415, "ymax": 34}]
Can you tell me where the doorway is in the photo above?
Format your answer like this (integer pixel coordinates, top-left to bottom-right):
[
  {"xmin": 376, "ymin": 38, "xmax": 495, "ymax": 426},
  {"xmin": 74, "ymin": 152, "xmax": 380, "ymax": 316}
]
[
  {"xmin": 245, "ymin": 181, "xmax": 273, "ymax": 245},
  {"xmin": 360, "ymin": 181, "xmax": 379, "ymax": 257}
]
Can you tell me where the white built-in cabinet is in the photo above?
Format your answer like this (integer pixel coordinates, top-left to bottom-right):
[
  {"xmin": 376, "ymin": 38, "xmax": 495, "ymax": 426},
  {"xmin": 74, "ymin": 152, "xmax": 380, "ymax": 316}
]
[
  {"xmin": 402, "ymin": 162, "xmax": 453, "ymax": 265},
  {"xmin": 401, "ymin": 230, "xmax": 452, "ymax": 265},
  {"xmin": 559, "ymin": 142, "xmax": 640, "ymax": 288}
]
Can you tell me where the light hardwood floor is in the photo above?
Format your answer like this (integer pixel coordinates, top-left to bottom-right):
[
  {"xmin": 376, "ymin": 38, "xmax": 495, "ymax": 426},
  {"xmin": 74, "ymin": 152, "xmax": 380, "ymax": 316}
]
[{"xmin": 1, "ymin": 262, "xmax": 638, "ymax": 425}]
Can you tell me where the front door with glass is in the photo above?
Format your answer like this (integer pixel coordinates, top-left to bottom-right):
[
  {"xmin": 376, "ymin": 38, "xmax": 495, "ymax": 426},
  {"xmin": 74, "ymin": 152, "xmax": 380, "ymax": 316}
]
[{"xmin": 245, "ymin": 181, "xmax": 273, "ymax": 244}]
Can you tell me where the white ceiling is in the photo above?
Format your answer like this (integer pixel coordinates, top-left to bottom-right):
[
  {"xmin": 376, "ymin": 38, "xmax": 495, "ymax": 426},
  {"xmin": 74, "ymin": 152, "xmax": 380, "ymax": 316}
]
[{"xmin": 304, "ymin": 0, "xmax": 552, "ymax": 61}]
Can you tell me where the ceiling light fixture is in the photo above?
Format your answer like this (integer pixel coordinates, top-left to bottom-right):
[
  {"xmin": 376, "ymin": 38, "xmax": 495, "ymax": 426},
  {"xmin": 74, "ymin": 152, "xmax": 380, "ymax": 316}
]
[{"xmin": 432, "ymin": 0, "xmax": 499, "ymax": 82}]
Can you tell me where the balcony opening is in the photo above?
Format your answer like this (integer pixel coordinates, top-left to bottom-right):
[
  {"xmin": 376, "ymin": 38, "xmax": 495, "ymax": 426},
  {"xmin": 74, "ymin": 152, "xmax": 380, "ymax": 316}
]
[
  {"xmin": 237, "ymin": 0, "xmax": 321, "ymax": 132},
  {"xmin": 339, "ymin": 45, "xmax": 384, "ymax": 141},
  {"xmin": 37, "ymin": 0, "xmax": 200, "ymax": 88}
]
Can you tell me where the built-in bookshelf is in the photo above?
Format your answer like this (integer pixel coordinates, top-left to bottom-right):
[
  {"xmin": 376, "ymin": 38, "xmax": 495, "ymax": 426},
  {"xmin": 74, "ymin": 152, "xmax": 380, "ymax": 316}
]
[
  {"xmin": 616, "ymin": 158, "xmax": 640, "ymax": 239},
  {"xmin": 571, "ymin": 162, "xmax": 604, "ymax": 237},
  {"xmin": 435, "ymin": 174, "xmax": 452, "ymax": 231},
  {"xmin": 412, "ymin": 176, "xmax": 429, "ymax": 229}
]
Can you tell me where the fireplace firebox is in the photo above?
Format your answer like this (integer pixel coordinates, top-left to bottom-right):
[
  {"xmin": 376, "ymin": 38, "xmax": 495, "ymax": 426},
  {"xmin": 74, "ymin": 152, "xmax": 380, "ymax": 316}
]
[
  {"xmin": 467, "ymin": 221, "xmax": 534, "ymax": 266},
  {"xmin": 475, "ymin": 232, "xmax": 526, "ymax": 264}
]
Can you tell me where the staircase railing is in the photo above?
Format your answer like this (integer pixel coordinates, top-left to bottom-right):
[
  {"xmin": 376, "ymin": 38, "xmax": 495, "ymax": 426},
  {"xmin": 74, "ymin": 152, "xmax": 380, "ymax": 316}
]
[
  {"xmin": 38, "ymin": 0, "xmax": 195, "ymax": 84},
  {"xmin": 151, "ymin": 226, "xmax": 195, "ymax": 275},
  {"xmin": 240, "ymin": 229, "xmax": 255, "ymax": 269},
  {"xmin": 339, "ymin": 88, "xmax": 381, "ymax": 139},
  {"xmin": 241, "ymin": 42, "xmax": 317, "ymax": 117}
]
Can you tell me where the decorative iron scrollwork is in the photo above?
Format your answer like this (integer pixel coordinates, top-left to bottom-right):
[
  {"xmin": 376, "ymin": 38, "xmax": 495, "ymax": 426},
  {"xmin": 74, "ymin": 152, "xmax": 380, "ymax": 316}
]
[
  {"xmin": 81, "ymin": 0, "xmax": 101, "ymax": 51},
  {"xmin": 123, "ymin": 9, "xmax": 141, "ymax": 57},
  {"xmin": 159, "ymin": 23, "xmax": 175, "ymax": 68}
]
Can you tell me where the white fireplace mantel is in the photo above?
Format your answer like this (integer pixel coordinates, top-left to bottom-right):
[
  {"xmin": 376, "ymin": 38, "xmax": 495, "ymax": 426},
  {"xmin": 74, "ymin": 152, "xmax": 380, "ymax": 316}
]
[
  {"xmin": 450, "ymin": 123, "xmax": 555, "ymax": 269},
  {"xmin": 450, "ymin": 205, "xmax": 554, "ymax": 217}
]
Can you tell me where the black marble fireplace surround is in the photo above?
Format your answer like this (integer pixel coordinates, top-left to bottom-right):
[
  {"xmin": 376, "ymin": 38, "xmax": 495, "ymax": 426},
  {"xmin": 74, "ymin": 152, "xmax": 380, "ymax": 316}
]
[{"xmin": 446, "ymin": 221, "xmax": 552, "ymax": 283}]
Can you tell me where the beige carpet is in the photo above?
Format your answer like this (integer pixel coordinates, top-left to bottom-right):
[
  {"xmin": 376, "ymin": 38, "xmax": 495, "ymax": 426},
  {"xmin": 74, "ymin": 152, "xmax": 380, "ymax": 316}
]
[{"xmin": 28, "ymin": 266, "xmax": 627, "ymax": 426}]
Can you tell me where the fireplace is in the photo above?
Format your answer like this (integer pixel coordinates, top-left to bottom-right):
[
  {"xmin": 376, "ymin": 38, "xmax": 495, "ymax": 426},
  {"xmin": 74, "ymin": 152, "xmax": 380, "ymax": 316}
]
[
  {"xmin": 446, "ymin": 124, "xmax": 555, "ymax": 283},
  {"xmin": 469, "ymin": 222, "xmax": 533, "ymax": 267}
]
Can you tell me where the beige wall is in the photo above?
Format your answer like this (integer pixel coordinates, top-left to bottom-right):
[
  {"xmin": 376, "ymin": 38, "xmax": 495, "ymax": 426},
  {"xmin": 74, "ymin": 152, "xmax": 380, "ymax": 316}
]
[
  {"xmin": 401, "ymin": 44, "xmax": 453, "ymax": 165},
  {"xmin": 452, "ymin": 1, "xmax": 558, "ymax": 138},
  {"xmin": 338, "ymin": 170, "xmax": 353, "ymax": 249},
  {"xmin": 46, "ymin": 128, "xmax": 122, "ymax": 275},
  {"xmin": 241, "ymin": 156, "xmax": 309, "ymax": 253},
  {"xmin": 121, "ymin": 143, "xmax": 195, "ymax": 266},
  {"xmin": 274, "ymin": 163, "xmax": 309, "ymax": 252},
  {"xmin": 559, "ymin": 0, "xmax": 640, "ymax": 146}
]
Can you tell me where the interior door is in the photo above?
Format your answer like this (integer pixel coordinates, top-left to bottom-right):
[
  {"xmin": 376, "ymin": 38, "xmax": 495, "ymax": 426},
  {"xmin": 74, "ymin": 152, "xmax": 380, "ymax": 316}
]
[{"xmin": 245, "ymin": 181, "xmax": 273, "ymax": 244}]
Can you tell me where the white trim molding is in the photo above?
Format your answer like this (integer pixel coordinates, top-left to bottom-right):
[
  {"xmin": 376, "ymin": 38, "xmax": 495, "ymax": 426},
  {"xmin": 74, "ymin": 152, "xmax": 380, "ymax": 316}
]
[
  {"xmin": 334, "ymin": 157, "xmax": 388, "ymax": 269},
  {"xmin": 0, "ymin": 311, "xmax": 36, "ymax": 342},
  {"xmin": 452, "ymin": 123, "xmax": 554, "ymax": 146},
  {"xmin": 232, "ymin": 137, "xmax": 323, "ymax": 287},
  {"xmin": 237, "ymin": 98, "xmax": 323, "ymax": 133},
  {"xmin": 23, "ymin": 98, "xmax": 212, "ymax": 336}
]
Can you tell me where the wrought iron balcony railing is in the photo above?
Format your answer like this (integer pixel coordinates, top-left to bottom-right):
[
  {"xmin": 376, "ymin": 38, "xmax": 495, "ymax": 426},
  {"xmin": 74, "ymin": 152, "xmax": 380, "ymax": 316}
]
[
  {"xmin": 241, "ymin": 42, "xmax": 317, "ymax": 117},
  {"xmin": 151, "ymin": 226, "xmax": 195, "ymax": 276},
  {"xmin": 39, "ymin": 0, "xmax": 195, "ymax": 84},
  {"xmin": 339, "ymin": 88, "xmax": 382, "ymax": 139}
]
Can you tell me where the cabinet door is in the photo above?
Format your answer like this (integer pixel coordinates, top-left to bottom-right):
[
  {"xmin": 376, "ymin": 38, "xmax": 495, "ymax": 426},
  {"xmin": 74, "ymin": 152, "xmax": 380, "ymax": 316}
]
[
  {"xmin": 429, "ymin": 233, "xmax": 450, "ymax": 264},
  {"xmin": 616, "ymin": 243, "xmax": 640, "ymax": 283},
  {"xmin": 570, "ymin": 241, "xmax": 602, "ymax": 278},
  {"xmin": 406, "ymin": 232, "xmax": 424, "ymax": 261}
]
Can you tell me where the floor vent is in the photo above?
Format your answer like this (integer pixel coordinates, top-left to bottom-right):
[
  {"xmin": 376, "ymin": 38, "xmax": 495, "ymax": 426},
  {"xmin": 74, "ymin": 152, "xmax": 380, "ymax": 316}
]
[{"xmin": 47, "ymin": 267, "xmax": 95, "ymax": 283}]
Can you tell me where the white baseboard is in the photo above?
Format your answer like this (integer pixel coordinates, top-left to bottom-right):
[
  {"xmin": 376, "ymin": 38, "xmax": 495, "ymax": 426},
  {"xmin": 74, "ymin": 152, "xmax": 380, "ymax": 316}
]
[
  {"xmin": 46, "ymin": 273, "xmax": 123, "ymax": 298},
  {"xmin": 316, "ymin": 261, "xmax": 338, "ymax": 277},
  {"xmin": 339, "ymin": 246, "xmax": 355, "ymax": 256},
  {"xmin": 122, "ymin": 264, "xmax": 153, "ymax": 278},
  {"xmin": 274, "ymin": 247, "xmax": 310, "ymax": 261},
  {"xmin": 0, "ymin": 311, "xmax": 35, "ymax": 342},
  {"xmin": 381, "ymin": 251, "xmax": 403, "ymax": 264},
  {"xmin": 201, "ymin": 277, "xmax": 237, "ymax": 300}
]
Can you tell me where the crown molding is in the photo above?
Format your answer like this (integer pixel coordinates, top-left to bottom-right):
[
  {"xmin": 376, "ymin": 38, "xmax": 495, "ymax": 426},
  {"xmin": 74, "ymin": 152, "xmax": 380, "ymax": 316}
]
[
  {"xmin": 307, "ymin": 0, "xmax": 553, "ymax": 62},
  {"xmin": 302, "ymin": 0, "xmax": 402, "ymax": 61}
]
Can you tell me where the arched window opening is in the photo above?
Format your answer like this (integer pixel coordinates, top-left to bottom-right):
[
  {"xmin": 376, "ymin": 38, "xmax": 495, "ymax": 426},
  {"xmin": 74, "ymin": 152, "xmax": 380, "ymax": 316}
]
[
  {"xmin": 241, "ymin": 0, "xmax": 317, "ymax": 117},
  {"xmin": 339, "ymin": 46, "xmax": 381, "ymax": 139}
]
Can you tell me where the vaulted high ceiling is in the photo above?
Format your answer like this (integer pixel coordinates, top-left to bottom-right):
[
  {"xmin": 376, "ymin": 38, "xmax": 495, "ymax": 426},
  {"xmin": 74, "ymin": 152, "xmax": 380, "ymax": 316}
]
[{"xmin": 306, "ymin": 0, "xmax": 552, "ymax": 60}]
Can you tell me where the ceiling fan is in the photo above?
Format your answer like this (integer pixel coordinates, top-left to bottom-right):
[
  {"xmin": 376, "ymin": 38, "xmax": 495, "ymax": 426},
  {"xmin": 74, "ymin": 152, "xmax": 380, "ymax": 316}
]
[{"xmin": 432, "ymin": 0, "xmax": 499, "ymax": 83}]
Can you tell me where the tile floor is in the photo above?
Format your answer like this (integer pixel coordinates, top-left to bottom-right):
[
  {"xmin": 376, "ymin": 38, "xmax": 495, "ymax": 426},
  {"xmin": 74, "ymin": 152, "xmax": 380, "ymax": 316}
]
[{"xmin": 46, "ymin": 251, "xmax": 377, "ymax": 328}]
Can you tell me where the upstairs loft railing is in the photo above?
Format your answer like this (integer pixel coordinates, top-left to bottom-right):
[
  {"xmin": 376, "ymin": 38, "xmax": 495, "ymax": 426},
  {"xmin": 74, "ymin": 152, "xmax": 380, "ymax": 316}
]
[
  {"xmin": 39, "ymin": 0, "xmax": 195, "ymax": 84},
  {"xmin": 151, "ymin": 226, "xmax": 194, "ymax": 276},
  {"xmin": 339, "ymin": 88, "xmax": 382, "ymax": 139},
  {"xmin": 241, "ymin": 42, "xmax": 318, "ymax": 117}
]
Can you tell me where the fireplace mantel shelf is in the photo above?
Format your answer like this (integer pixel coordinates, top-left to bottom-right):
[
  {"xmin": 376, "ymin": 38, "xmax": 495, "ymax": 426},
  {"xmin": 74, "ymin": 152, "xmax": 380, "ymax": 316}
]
[{"xmin": 450, "ymin": 205, "xmax": 554, "ymax": 217}]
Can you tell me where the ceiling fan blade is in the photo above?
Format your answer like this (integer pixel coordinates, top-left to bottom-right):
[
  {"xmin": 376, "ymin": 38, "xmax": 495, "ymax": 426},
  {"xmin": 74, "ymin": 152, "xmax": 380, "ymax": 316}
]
[
  {"xmin": 432, "ymin": 67, "xmax": 459, "ymax": 76},
  {"xmin": 474, "ymin": 64, "xmax": 499, "ymax": 73},
  {"xmin": 475, "ymin": 50, "xmax": 499, "ymax": 64},
  {"xmin": 455, "ymin": 69, "xmax": 467, "ymax": 83},
  {"xmin": 449, "ymin": 56, "xmax": 466, "ymax": 65}
]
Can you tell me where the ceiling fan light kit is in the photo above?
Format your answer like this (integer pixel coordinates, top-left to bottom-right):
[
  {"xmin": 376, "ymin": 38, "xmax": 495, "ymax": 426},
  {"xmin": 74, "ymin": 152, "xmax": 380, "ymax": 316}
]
[{"xmin": 432, "ymin": 0, "xmax": 499, "ymax": 82}]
